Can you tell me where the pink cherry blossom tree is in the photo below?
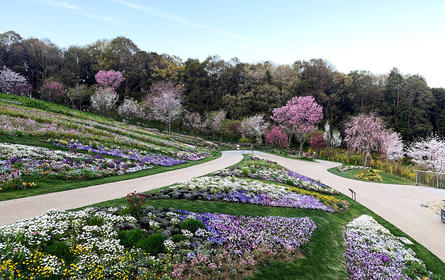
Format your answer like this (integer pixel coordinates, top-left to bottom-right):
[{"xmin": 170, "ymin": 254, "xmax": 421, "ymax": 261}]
[
  {"xmin": 39, "ymin": 81, "xmax": 66, "ymax": 104},
  {"xmin": 310, "ymin": 131, "xmax": 327, "ymax": 154},
  {"xmin": 241, "ymin": 115, "xmax": 269, "ymax": 144},
  {"xmin": 265, "ymin": 125, "xmax": 288, "ymax": 148},
  {"xmin": 407, "ymin": 135, "xmax": 445, "ymax": 172},
  {"xmin": 272, "ymin": 96, "xmax": 323, "ymax": 154},
  {"xmin": 148, "ymin": 81, "xmax": 183, "ymax": 133},
  {"xmin": 383, "ymin": 131, "xmax": 404, "ymax": 160},
  {"xmin": 95, "ymin": 70, "xmax": 124, "ymax": 90},
  {"xmin": 0, "ymin": 67, "xmax": 28, "ymax": 94},
  {"xmin": 344, "ymin": 113, "xmax": 388, "ymax": 166}
]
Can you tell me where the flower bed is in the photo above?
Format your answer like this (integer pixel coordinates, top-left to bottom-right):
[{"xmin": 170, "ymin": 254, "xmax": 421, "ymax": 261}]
[
  {"xmin": 354, "ymin": 169, "xmax": 383, "ymax": 182},
  {"xmin": 0, "ymin": 207, "xmax": 317, "ymax": 279},
  {"xmin": 337, "ymin": 165, "xmax": 370, "ymax": 172},
  {"xmin": 53, "ymin": 140, "xmax": 188, "ymax": 166},
  {"xmin": 214, "ymin": 155, "xmax": 338, "ymax": 194},
  {"xmin": 0, "ymin": 143, "xmax": 152, "ymax": 190},
  {"xmin": 146, "ymin": 176, "xmax": 334, "ymax": 212},
  {"xmin": 345, "ymin": 215, "xmax": 435, "ymax": 280}
]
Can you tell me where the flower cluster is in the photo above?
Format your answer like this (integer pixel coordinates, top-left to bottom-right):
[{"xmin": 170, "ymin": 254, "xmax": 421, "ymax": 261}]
[
  {"xmin": 148, "ymin": 176, "xmax": 333, "ymax": 212},
  {"xmin": 214, "ymin": 155, "xmax": 337, "ymax": 194},
  {"xmin": 337, "ymin": 165, "xmax": 370, "ymax": 172},
  {"xmin": 345, "ymin": 215, "xmax": 434, "ymax": 280}
]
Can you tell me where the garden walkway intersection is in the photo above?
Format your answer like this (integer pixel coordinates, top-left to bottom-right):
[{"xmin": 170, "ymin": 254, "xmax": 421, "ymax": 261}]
[{"xmin": 1, "ymin": 150, "xmax": 444, "ymax": 263}]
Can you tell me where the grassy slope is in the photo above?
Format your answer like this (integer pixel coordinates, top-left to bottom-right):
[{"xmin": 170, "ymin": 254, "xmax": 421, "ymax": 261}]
[{"xmin": 328, "ymin": 167, "xmax": 414, "ymax": 185}]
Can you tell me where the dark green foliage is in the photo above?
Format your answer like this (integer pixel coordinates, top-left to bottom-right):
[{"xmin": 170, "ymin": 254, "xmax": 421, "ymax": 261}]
[
  {"xmin": 44, "ymin": 241, "xmax": 73, "ymax": 263},
  {"xmin": 87, "ymin": 216, "xmax": 104, "ymax": 226},
  {"xmin": 171, "ymin": 234, "xmax": 185, "ymax": 243},
  {"xmin": 135, "ymin": 233, "xmax": 166, "ymax": 255},
  {"xmin": 117, "ymin": 228, "xmax": 148, "ymax": 248},
  {"xmin": 180, "ymin": 218, "xmax": 205, "ymax": 233}
]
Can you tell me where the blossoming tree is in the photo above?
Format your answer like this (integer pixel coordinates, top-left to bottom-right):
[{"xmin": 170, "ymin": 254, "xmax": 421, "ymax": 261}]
[
  {"xmin": 241, "ymin": 115, "xmax": 269, "ymax": 144},
  {"xmin": 344, "ymin": 113, "xmax": 388, "ymax": 166},
  {"xmin": 149, "ymin": 81, "xmax": 183, "ymax": 133},
  {"xmin": 265, "ymin": 125, "xmax": 288, "ymax": 148},
  {"xmin": 0, "ymin": 67, "xmax": 29, "ymax": 95},
  {"xmin": 90, "ymin": 87, "xmax": 118, "ymax": 112},
  {"xmin": 205, "ymin": 110, "xmax": 226, "ymax": 135},
  {"xmin": 272, "ymin": 96, "xmax": 323, "ymax": 154},
  {"xmin": 383, "ymin": 132, "xmax": 404, "ymax": 160},
  {"xmin": 310, "ymin": 131, "xmax": 327, "ymax": 154},
  {"xmin": 118, "ymin": 98, "xmax": 141, "ymax": 122},
  {"xmin": 94, "ymin": 70, "xmax": 124, "ymax": 90},
  {"xmin": 407, "ymin": 136, "xmax": 445, "ymax": 172},
  {"xmin": 39, "ymin": 81, "xmax": 66, "ymax": 104},
  {"xmin": 182, "ymin": 111, "xmax": 205, "ymax": 135}
]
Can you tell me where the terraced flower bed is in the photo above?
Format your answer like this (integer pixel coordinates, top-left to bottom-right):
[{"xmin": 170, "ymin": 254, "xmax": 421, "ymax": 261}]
[
  {"xmin": 345, "ymin": 215, "xmax": 436, "ymax": 279},
  {"xmin": 0, "ymin": 143, "xmax": 152, "ymax": 191},
  {"xmin": 146, "ymin": 176, "xmax": 334, "ymax": 212},
  {"xmin": 0, "ymin": 206, "xmax": 317, "ymax": 279},
  {"xmin": 214, "ymin": 155, "xmax": 337, "ymax": 194}
]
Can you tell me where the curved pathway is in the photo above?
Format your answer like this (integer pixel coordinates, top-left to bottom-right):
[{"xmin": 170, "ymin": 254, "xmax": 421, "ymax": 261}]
[
  {"xmin": 0, "ymin": 151, "xmax": 243, "ymax": 226},
  {"xmin": 256, "ymin": 151, "xmax": 445, "ymax": 262}
]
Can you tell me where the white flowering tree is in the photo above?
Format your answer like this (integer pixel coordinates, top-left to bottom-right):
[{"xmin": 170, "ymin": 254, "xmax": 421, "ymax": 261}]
[
  {"xmin": 90, "ymin": 87, "xmax": 118, "ymax": 113},
  {"xmin": 0, "ymin": 67, "xmax": 28, "ymax": 94},
  {"xmin": 384, "ymin": 132, "xmax": 404, "ymax": 160},
  {"xmin": 148, "ymin": 82, "xmax": 183, "ymax": 133},
  {"xmin": 323, "ymin": 122, "xmax": 342, "ymax": 148},
  {"xmin": 241, "ymin": 115, "xmax": 269, "ymax": 144},
  {"xmin": 118, "ymin": 98, "xmax": 141, "ymax": 122},
  {"xmin": 183, "ymin": 111, "xmax": 205, "ymax": 135},
  {"xmin": 205, "ymin": 110, "xmax": 226, "ymax": 135},
  {"xmin": 407, "ymin": 136, "xmax": 445, "ymax": 172}
]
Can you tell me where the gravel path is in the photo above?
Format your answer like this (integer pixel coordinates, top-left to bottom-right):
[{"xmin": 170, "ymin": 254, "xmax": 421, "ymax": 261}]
[
  {"xmin": 0, "ymin": 151, "xmax": 243, "ymax": 226},
  {"xmin": 256, "ymin": 152, "xmax": 445, "ymax": 262}
]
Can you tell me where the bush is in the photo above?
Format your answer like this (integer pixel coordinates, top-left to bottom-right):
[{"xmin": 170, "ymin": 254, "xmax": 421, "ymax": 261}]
[
  {"xmin": 265, "ymin": 125, "xmax": 288, "ymax": 148},
  {"xmin": 180, "ymin": 218, "xmax": 205, "ymax": 233},
  {"xmin": 136, "ymin": 233, "xmax": 166, "ymax": 255},
  {"xmin": 171, "ymin": 234, "xmax": 185, "ymax": 243},
  {"xmin": 118, "ymin": 228, "xmax": 148, "ymax": 248},
  {"xmin": 44, "ymin": 241, "xmax": 73, "ymax": 263},
  {"xmin": 125, "ymin": 191, "xmax": 146, "ymax": 219}
]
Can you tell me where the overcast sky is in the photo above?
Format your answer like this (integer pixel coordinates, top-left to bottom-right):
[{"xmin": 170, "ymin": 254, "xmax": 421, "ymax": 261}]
[{"xmin": 2, "ymin": 0, "xmax": 445, "ymax": 87}]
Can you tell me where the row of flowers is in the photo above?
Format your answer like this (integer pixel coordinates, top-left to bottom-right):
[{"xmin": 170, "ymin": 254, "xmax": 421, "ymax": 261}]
[
  {"xmin": 214, "ymin": 155, "xmax": 338, "ymax": 194},
  {"xmin": 0, "ymin": 206, "xmax": 317, "ymax": 279},
  {"xmin": 0, "ymin": 142, "xmax": 152, "ymax": 191},
  {"xmin": 146, "ymin": 176, "xmax": 334, "ymax": 212},
  {"xmin": 337, "ymin": 165, "xmax": 370, "ymax": 172},
  {"xmin": 52, "ymin": 140, "xmax": 188, "ymax": 167},
  {"xmin": 345, "ymin": 215, "xmax": 435, "ymax": 280}
]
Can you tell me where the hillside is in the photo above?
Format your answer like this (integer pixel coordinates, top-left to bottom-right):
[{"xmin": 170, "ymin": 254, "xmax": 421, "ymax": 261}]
[{"xmin": 0, "ymin": 92, "xmax": 220, "ymax": 200}]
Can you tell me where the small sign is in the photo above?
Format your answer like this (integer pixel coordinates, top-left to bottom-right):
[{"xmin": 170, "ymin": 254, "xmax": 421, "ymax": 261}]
[{"xmin": 441, "ymin": 209, "xmax": 445, "ymax": 223}]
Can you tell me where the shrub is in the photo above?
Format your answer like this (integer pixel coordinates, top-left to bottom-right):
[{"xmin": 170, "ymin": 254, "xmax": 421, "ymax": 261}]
[
  {"xmin": 118, "ymin": 98, "xmax": 141, "ymax": 122},
  {"xmin": 136, "ymin": 233, "xmax": 166, "ymax": 255},
  {"xmin": 180, "ymin": 218, "xmax": 205, "ymax": 233},
  {"xmin": 310, "ymin": 131, "xmax": 327, "ymax": 153},
  {"xmin": 125, "ymin": 191, "xmax": 146, "ymax": 219},
  {"xmin": 44, "ymin": 241, "xmax": 73, "ymax": 263},
  {"xmin": 118, "ymin": 228, "xmax": 148, "ymax": 248},
  {"xmin": 171, "ymin": 234, "xmax": 185, "ymax": 243}
]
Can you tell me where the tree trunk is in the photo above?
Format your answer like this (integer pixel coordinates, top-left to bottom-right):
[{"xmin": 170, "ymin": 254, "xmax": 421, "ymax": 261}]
[{"xmin": 299, "ymin": 141, "xmax": 304, "ymax": 156}]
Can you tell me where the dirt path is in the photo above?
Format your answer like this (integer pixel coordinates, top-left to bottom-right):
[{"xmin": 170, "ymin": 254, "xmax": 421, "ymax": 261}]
[
  {"xmin": 0, "ymin": 151, "xmax": 243, "ymax": 226},
  {"xmin": 257, "ymin": 152, "xmax": 445, "ymax": 262}
]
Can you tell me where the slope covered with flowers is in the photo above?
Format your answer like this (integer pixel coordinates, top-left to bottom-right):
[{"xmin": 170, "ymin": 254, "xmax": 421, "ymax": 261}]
[
  {"xmin": 0, "ymin": 207, "xmax": 317, "ymax": 279},
  {"xmin": 0, "ymin": 97, "xmax": 215, "ymax": 193}
]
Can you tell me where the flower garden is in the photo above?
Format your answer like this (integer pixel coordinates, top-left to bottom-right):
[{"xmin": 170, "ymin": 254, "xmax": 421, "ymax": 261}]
[
  {"xmin": 1, "ymin": 152, "xmax": 443, "ymax": 279},
  {"xmin": 0, "ymin": 98, "xmax": 216, "ymax": 197}
]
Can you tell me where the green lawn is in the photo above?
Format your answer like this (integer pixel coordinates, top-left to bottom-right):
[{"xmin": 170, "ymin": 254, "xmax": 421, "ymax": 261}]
[{"xmin": 328, "ymin": 167, "xmax": 414, "ymax": 185}]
